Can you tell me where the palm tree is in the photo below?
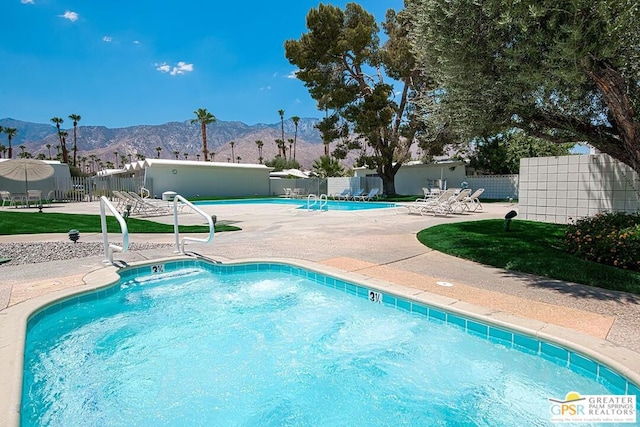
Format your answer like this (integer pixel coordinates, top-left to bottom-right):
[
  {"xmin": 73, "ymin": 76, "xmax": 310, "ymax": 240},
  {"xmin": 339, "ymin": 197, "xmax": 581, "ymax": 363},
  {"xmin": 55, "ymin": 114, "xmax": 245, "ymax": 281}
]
[
  {"xmin": 236, "ymin": 156, "xmax": 241, "ymax": 163},
  {"xmin": 255, "ymin": 140, "xmax": 264, "ymax": 164},
  {"xmin": 46, "ymin": 143, "xmax": 52, "ymax": 160},
  {"xmin": 113, "ymin": 151, "xmax": 119, "ymax": 167},
  {"xmin": 287, "ymin": 138, "xmax": 294, "ymax": 161},
  {"xmin": 68, "ymin": 113, "xmax": 81, "ymax": 166},
  {"xmin": 291, "ymin": 116, "xmax": 300, "ymax": 161},
  {"xmin": 278, "ymin": 109, "xmax": 285, "ymax": 156},
  {"xmin": 120, "ymin": 155, "xmax": 127, "ymax": 167},
  {"xmin": 209, "ymin": 152, "xmax": 215, "ymax": 161},
  {"xmin": 4, "ymin": 127, "xmax": 17, "ymax": 159},
  {"xmin": 89, "ymin": 154, "xmax": 97, "ymax": 172},
  {"xmin": 230, "ymin": 141, "xmax": 235, "ymax": 162},
  {"xmin": 183, "ymin": 152, "xmax": 189, "ymax": 160},
  {"xmin": 135, "ymin": 153, "xmax": 145, "ymax": 161},
  {"xmin": 155, "ymin": 146, "xmax": 162, "ymax": 158},
  {"xmin": 196, "ymin": 154, "xmax": 201, "ymax": 161},
  {"xmin": 0, "ymin": 144, "xmax": 5, "ymax": 158},
  {"xmin": 50, "ymin": 117, "xmax": 68, "ymax": 163},
  {"xmin": 127, "ymin": 153, "xmax": 132, "ymax": 164},
  {"xmin": 313, "ymin": 155, "xmax": 344, "ymax": 178},
  {"xmin": 191, "ymin": 108, "xmax": 216, "ymax": 161}
]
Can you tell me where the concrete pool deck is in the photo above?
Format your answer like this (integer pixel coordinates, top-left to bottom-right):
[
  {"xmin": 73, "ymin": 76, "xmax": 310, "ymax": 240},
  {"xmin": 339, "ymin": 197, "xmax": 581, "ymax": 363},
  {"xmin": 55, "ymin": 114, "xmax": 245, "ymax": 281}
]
[{"xmin": 1, "ymin": 199, "xmax": 639, "ymax": 423}]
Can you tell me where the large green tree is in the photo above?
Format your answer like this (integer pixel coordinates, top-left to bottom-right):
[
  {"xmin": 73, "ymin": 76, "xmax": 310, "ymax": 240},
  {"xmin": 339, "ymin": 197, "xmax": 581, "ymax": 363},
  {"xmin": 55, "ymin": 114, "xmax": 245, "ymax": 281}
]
[
  {"xmin": 467, "ymin": 130, "xmax": 573, "ymax": 175},
  {"xmin": 285, "ymin": 3, "xmax": 428, "ymax": 195},
  {"xmin": 191, "ymin": 108, "xmax": 216, "ymax": 161},
  {"xmin": 409, "ymin": 0, "xmax": 640, "ymax": 174}
]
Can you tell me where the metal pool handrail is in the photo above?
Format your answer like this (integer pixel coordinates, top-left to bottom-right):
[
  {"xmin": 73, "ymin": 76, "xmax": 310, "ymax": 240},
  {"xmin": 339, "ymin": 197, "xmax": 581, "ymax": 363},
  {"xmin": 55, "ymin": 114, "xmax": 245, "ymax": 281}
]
[
  {"xmin": 307, "ymin": 193, "xmax": 328, "ymax": 211},
  {"xmin": 173, "ymin": 194, "xmax": 215, "ymax": 254},
  {"xmin": 99, "ymin": 196, "xmax": 129, "ymax": 264}
]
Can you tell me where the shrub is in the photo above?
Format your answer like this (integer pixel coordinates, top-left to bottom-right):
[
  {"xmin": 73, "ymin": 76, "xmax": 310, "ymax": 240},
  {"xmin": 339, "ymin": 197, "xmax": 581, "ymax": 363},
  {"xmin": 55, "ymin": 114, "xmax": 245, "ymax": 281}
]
[{"xmin": 564, "ymin": 212, "xmax": 640, "ymax": 272}]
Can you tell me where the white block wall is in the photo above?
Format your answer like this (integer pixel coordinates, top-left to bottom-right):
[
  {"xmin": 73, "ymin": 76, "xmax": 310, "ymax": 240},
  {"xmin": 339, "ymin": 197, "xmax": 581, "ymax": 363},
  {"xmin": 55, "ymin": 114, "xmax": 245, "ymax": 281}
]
[{"xmin": 519, "ymin": 154, "xmax": 639, "ymax": 224}]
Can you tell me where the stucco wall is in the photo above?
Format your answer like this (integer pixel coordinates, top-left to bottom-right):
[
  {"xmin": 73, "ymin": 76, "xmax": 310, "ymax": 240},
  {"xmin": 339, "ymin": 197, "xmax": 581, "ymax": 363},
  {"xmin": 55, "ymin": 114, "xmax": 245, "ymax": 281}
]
[
  {"xmin": 142, "ymin": 161, "xmax": 272, "ymax": 198},
  {"xmin": 519, "ymin": 154, "xmax": 639, "ymax": 224}
]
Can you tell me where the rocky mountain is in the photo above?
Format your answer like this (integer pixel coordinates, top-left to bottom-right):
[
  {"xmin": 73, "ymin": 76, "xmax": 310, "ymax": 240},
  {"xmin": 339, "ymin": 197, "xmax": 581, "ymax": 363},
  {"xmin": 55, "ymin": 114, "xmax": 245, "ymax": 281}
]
[{"xmin": 0, "ymin": 117, "xmax": 335, "ymax": 169}]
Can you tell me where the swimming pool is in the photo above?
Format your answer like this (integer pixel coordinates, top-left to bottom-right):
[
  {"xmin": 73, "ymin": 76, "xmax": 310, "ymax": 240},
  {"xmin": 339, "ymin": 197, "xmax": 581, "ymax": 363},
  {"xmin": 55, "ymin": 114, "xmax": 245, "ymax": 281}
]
[
  {"xmin": 21, "ymin": 260, "xmax": 639, "ymax": 425},
  {"xmin": 195, "ymin": 198, "xmax": 397, "ymax": 211}
]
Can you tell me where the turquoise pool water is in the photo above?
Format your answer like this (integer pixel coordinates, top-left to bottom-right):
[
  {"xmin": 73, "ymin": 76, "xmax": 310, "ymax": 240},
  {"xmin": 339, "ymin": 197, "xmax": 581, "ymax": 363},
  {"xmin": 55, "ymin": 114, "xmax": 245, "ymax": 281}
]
[
  {"xmin": 195, "ymin": 198, "xmax": 396, "ymax": 211},
  {"xmin": 22, "ymin": 261, "xmax": 639, "ymax": 426}
]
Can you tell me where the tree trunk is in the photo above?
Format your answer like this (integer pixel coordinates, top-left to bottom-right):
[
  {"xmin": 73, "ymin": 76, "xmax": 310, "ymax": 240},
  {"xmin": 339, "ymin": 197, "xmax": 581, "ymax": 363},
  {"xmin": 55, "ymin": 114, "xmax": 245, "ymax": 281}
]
[{"xmin": 588, "ymin": 63, "xmax": 640, "ymax": 175}]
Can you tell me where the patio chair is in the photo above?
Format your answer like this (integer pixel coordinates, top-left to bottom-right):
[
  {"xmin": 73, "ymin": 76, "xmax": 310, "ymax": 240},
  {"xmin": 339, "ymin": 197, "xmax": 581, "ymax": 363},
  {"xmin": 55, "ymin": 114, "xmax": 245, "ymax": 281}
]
[
  {"xmin": 462, "ymin": 188, "xmax": 484, "ymax": 212},
  {"xmin": 353, "ymin": 188, "xmax": 379, "ymax": 201},
  {"xmin": 26, "ymin": 190, "xmax": 42, "ymax": 208},
  {"xmin": 0, "ymin": 190, "xmax": 18, "ymax": 207}
]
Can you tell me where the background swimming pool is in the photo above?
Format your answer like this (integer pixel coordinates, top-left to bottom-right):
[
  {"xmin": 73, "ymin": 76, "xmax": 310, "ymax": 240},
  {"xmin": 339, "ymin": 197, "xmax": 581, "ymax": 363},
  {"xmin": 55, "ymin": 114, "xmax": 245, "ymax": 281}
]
[
  {"xmin": 195, "ymin": 198, "xmax": 396, "ymax": 211},
  {"xmin": 22, "ymin": 263, "xmax": 637, "ymax": 426}
]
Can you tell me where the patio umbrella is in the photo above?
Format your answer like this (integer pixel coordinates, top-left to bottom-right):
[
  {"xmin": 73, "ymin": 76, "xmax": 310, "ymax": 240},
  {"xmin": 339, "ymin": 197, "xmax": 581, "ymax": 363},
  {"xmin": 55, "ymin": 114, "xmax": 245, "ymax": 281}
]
[{"xmin": 0, "ymin": 159, "xmax": 55, "ymax": 193}]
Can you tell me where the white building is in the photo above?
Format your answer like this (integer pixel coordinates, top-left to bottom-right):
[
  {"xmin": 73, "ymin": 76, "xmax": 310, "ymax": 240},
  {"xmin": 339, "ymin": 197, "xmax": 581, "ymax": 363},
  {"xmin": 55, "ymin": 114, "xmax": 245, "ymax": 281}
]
[{"xmin": 124, "ymin": 159, "xmax": 273, "ymax": 198}]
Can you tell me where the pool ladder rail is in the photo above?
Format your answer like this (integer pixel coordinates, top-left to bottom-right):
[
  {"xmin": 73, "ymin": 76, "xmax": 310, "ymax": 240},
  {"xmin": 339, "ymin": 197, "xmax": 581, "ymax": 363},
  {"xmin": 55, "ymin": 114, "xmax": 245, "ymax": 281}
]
[
  {"xmin": 99, "ymin": 193, "xmax": 215, "ymax": 265},
  {"xmin": 307, "ymin": 194, "xmax": 328, "ymax": 211},
  {"xmin": 172, "ymin": 194, "xmax": 215, "ymax": 254},
  {"xmin": 100, "ymin": 196, "xmax": 129, "ymax": 265}
]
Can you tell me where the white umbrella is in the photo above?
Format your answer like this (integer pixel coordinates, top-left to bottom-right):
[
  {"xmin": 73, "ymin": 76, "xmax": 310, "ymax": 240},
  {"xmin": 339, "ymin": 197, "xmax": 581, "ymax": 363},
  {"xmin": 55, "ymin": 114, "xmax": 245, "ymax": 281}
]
[{"xmin": 0, "ymin": 159, "xmax": 55, "ymax": 193}]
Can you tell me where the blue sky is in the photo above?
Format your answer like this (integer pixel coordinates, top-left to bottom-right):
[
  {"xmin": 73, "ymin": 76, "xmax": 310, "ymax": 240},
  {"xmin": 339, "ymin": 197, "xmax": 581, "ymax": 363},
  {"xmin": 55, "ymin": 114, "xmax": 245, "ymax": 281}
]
[{"xmin": 1, "ymin": 0, "xmax": 404, "ymax": 128}]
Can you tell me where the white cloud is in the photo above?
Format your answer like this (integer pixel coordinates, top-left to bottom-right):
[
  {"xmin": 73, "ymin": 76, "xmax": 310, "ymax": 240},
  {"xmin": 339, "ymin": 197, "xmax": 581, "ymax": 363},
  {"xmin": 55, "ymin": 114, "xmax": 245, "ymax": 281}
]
[
  {"xmin": 102, "ymin": 36, "xmax": 112, "ymax": 42},
  {"xmin": 21, "ymin": 0, "xmax": 35, "ymax": 4},
  {"xmin": 260, "ymin": 86, "xmax": 272, "ymax": 91},
  {"xmin": 287, "ymin": 69, "xmax": 299, "ymax": 79},
  {"xmin": 155, "ymin": 61, "xmax": 194, "ymax": 76},
  {"xmin": 133, "ymin": 40, "xmax": 140, "ymax": 45},
  {"xmin": 59, "ymin": 11, "xmax": 79, "ymax": 22}
]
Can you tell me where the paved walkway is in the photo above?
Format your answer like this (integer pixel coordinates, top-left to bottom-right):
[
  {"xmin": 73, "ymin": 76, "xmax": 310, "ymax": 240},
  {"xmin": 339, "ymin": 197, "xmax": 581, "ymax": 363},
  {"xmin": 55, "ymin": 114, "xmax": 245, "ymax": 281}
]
[{"xmin": 1, "ymin": 199, "xmax": 639, "ymax": 353}]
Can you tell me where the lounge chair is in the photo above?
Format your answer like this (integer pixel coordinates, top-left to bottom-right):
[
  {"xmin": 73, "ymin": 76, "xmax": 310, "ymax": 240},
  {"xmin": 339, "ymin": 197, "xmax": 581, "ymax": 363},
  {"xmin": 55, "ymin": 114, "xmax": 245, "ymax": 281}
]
[
  {"xmin": 400, "ymin": 189, "xmax": 456, "ymax": 216},
  {"xmin": 347, "ymin": 189, "xmax": 364, "ymax": 200},
  {"xmin": 333, "ymin": 189, "xmax": 351, "ymax": 200},
  {"xmin": 435, "ymin": 188, "xmax": 472, "ymax": 215},
  {"xmin": 462, "ymin": 188, "xmax": 484, "ymax": 212},
  {"xmin": 127, "ymin": 191, "xmax": 174, "ymax": 216},
  {"xmin": 353, "ymin": 188, "xmax": 379, "ymax": 201}
]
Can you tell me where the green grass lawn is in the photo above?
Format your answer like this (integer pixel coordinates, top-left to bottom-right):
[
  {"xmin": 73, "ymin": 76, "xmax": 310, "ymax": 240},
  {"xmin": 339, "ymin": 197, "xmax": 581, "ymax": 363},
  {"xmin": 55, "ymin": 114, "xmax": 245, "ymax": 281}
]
[
  {"xmin": 417, "ymin": 219, "xmax": 640, "ymax": 294},
  {"xmin": 0, "ymin": 211, "xmax": 240, "ymax": 235}
]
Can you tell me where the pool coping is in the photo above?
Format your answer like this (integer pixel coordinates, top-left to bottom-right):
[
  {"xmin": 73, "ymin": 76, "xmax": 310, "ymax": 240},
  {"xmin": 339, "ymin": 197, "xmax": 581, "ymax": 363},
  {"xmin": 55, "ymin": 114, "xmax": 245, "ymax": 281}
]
[{"xmin": 2, "ymin": 255, "xmax": 639, "ymax": 426}]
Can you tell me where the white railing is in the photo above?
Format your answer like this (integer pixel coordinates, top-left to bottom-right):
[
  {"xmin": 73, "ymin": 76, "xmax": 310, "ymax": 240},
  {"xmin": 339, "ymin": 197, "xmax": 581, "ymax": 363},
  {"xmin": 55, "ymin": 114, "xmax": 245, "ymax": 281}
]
[
  {"xmin": 100, "ymin": 196, "xmax": 129, "ymax": 264},
  {"xmin": 307, "ymin": 193, "xmax": 328, "ymax": 211},
  {"xmin": 172, "ymin": 194, "xmax": 215, "ymax": 254}
]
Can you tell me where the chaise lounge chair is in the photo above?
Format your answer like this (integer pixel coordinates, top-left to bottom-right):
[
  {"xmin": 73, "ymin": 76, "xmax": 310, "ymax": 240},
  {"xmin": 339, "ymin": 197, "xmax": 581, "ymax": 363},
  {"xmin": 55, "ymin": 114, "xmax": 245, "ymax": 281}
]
[
  {"xmin": 353, "ymin": 188, "xmax": 379, "ymax": 201},
  {"xmin": 333, "ymin": 189, "xmax": 351, "ymax": 200},
  {"xmin": 462, "ymin": 188, "xmax": 484, "ymax": 212}
]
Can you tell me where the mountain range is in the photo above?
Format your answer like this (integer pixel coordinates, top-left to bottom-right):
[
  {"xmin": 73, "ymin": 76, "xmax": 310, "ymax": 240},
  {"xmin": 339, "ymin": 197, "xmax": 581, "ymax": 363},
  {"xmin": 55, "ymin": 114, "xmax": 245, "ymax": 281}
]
[{"xmin": 0, "ymin": 117, "xmax": 339, "ymax": 170}]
